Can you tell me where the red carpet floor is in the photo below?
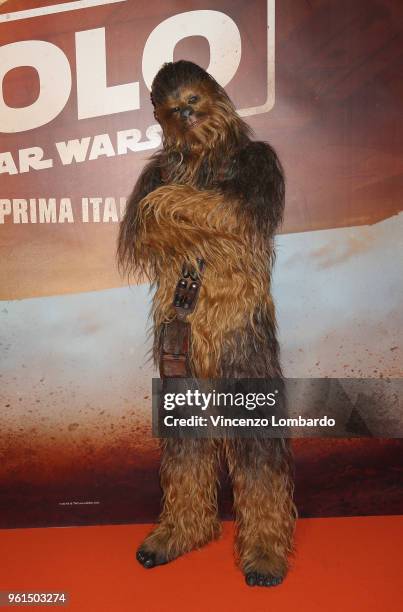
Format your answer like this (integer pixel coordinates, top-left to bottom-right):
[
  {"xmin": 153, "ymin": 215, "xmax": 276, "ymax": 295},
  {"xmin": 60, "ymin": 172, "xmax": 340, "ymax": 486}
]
[{"xmin": 1, "ymin": 516, "xmax": 402, "ymax": 611}]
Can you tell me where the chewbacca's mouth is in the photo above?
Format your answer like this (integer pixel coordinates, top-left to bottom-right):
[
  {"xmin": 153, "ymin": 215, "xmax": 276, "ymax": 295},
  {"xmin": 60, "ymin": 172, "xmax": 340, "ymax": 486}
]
[{"xmin": 187, "ymin": 116, "xmax": 207, "ymax": 130}]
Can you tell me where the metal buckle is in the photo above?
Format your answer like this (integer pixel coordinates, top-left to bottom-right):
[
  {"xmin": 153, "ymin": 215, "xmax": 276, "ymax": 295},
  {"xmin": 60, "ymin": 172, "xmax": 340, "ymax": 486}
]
[{"xmin": 174, "ymin": 258, "xmax": 205, "ymax": 319}]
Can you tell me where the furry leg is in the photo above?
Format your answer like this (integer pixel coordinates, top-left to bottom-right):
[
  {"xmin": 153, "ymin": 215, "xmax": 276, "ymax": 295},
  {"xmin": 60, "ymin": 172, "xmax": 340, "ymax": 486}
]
[
  {"xmin": 225, "ymin": 438, "xmax": 297, "ymax": 587},
  {"xmin": 137, "ymin": 438, "xmax": 221, "ymax": 569}
]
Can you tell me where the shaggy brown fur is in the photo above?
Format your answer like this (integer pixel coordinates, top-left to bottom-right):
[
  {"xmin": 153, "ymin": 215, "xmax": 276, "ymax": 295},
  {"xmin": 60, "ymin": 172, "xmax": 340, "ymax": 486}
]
[
  {"xmin": 138, "ymin": 439, "xmax": 221, "ymax": 564},
  {"xmin": 117, "ymin": 60, "xmax": 296, "ymax": 587}
]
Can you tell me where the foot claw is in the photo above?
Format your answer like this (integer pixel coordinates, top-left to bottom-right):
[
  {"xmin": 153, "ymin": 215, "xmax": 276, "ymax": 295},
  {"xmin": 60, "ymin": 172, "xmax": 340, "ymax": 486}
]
[
  {"xmin": 245, "ymin": 572, "xmax": 257, "ymax": 586},
  {"xmin": 136, "ymin": 548, "xmax": 168, "ymax": 569},
  {"xmin": 245, "ymin": 571, "xmax": 283, "ymax": 587}
]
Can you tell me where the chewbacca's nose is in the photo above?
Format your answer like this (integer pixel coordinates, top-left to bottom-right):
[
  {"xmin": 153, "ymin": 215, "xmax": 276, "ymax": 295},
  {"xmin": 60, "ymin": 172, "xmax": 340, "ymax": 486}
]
[{"xmin": 180, "ymin": 106, "xmax": 193, "ymax": 119}]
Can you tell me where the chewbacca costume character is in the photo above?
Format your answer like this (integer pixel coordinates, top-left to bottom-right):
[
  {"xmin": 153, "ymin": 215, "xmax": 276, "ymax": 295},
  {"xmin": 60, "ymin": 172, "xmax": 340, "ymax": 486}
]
[{"xmin": 117, "ymin": 61, "xmax": 296, "ymax": 587}]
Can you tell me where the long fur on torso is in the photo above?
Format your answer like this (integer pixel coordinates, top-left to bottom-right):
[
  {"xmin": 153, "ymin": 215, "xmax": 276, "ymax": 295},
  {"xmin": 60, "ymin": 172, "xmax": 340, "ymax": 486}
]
[{"xmin": 118, "ymin": 139, "xmax": 285, "ymax": 379}]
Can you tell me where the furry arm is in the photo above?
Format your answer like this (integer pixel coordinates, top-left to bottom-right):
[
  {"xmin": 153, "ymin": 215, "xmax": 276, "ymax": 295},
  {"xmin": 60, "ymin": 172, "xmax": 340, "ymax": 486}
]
[
  {"xmin": 117, "ymin": 156, "xmax": 162, "ymax": 277},
  {"xmin": 134, "ymin": 183, "xmax": 246, "ymax": 277},
  {"xmin": 117, "ymin": 141, "xmax": 284, "ymax": 280}
]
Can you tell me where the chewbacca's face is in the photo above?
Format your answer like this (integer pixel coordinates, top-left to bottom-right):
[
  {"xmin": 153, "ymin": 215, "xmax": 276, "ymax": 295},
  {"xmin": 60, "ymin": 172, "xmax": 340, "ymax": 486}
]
[
  {"xmin": 153, "ymin": 81, "xmax": 223, "ymax": 150},
  {"xmin": 151, "ymin": 61, "xmax": 247, "ymax": 161}
]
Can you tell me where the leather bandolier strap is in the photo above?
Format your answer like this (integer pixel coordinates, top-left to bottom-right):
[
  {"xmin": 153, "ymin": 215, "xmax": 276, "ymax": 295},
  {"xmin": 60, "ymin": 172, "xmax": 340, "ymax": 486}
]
[{"xmin": 159, "ymin": 258, "xmax": 205, "ymax": 378}]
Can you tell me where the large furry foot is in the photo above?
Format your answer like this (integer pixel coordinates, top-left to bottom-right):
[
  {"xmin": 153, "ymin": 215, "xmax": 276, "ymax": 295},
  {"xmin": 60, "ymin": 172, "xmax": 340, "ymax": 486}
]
[
  {"xmin": 241, "ymin": 552, "xmax": 287, "ymax": 588},
  {"xmin": 245, "ymin": 572, "xmax": 283, "ymax": 587},
  {"xmin": 136, "ymin": 521, "xmax": 221, "ymax": 570}
]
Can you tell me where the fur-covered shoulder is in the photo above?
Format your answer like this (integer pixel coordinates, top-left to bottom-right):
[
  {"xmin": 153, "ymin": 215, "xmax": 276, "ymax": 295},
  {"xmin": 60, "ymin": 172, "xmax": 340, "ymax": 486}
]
[{"xmin": 220, "ymin": 140, "xmax": 285, "ymax": 235}]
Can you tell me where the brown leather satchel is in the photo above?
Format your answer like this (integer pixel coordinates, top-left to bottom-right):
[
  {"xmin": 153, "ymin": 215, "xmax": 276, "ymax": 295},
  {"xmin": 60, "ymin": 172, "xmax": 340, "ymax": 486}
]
[{"xmin": 159, "ymin": 259, "xmax": 205, "ymax": 378}]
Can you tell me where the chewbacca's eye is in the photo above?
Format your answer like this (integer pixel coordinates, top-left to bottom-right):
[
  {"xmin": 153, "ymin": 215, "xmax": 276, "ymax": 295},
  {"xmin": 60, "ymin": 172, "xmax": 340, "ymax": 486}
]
[
  {"xmin": 171, "ymin": 106, "xmax": 180, "ymax": 114},
  {"xmin": 188, "ymin": 95, "xmax": 199, "ymax": 104}
]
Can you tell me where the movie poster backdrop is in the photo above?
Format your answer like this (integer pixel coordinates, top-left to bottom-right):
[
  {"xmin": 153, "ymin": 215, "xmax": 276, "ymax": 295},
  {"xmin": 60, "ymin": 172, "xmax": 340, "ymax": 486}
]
[{"xmin": 0, "ymin": 0, "xmax": 402, "ymax": 527}]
